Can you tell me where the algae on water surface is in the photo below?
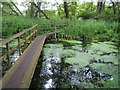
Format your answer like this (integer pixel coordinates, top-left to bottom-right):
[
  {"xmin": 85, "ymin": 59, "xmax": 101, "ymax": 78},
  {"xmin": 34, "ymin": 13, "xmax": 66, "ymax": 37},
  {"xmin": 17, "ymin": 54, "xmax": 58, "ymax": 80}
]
[{"xmin": 30, "ymin": 39, "xmax": 119, "ymax": 88}]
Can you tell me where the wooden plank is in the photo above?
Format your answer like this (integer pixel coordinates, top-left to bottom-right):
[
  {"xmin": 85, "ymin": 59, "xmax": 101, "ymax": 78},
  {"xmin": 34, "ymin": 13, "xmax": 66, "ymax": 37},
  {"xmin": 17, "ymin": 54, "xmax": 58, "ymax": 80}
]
[
  {"xmin": 2, "ymin": 34, "xmax": 46, "ymax": 88},
  {"xmin": 40, "ymin": 27, "xmax": 64, "ymax": 31}
]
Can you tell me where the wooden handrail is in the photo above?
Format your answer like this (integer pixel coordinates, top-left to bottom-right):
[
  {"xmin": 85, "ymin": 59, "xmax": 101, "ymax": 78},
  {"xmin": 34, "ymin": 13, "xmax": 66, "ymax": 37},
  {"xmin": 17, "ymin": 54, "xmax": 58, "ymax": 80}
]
[
  {"xmin": 0, "ymin": 24, "xmax": 38, "ymax": 46},
  {"xmin": 1, "ymin": 24, "xmax": 38, "ymax": 69},
  {"xmin": 1, "ymin": 23, "xmax": 67, "ymax": 71},
  {"xmin": 39, "ymin": 23, "xmax": 67, "ymax": 26}
]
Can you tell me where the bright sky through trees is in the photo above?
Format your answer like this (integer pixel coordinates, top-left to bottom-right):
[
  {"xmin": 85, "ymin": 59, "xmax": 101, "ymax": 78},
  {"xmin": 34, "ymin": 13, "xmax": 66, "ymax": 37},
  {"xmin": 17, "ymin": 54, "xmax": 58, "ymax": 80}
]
[{"xmin": 1, "ymin": 0, "xmax": 120, "ymax": 13}]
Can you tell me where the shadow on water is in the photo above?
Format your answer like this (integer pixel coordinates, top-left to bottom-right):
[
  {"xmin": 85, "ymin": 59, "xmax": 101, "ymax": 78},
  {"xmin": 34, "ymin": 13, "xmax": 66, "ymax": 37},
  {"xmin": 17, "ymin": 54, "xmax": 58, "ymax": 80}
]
[{"xmin": 29, "ymin": 39, "xmax": 119, "ymax": 89}]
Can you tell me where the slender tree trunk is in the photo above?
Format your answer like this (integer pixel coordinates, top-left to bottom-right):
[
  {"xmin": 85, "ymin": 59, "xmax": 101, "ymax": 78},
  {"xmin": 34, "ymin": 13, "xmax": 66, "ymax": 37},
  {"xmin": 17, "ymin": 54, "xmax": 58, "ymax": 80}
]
[
  {"xmin": 71, "ymin": 2, "xmax": 77, "ymax": 16},
  {"xmin": 91, "ymin": 1, "xmax": 93, "ymax": 11},
  {"xmin": 2, "ymin": 9, "xmax": 15, "ymax": 16},
  {"xmin": 63, "ymin": 0, "xmax": 69, "ymax": 18},
  {"xmin": 10, "ymin": 1, "xmax": 23, "ymax": 16},
  {"xmin": 33, "ymin": 2, "xmax": 49, "ymax": 19},
  {"xmin": 30, "ymin": 2, "xmax": 34, "ymax": 17},
  {"xmin": 8, "ymin": 4, "xmax": 19, "ymax": 16},
  {"xmin": 97, "ymin": 0, "xmax": 105, "ymax": 14},
  {"xmin": 97, "ymin": 2, "xmax": 103, "ymax": 14},
  {"xmin": 110, "ymin": 0, "xmax": 116, "ymax": 14},
  {"xmin": 55, "ymin": 0, "xmax": 62, "ymax": 16},
  {"xmin": 35, "ymin": 10, "xmax": 39, "ymax": 17}
]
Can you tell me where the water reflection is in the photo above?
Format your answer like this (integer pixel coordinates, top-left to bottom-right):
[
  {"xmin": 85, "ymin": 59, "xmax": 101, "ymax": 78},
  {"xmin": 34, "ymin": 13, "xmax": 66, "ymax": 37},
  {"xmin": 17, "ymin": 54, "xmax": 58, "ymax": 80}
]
[
  {"xmin": 44, "ymin": 79, "xmax": 54, "ymax": 88},
  {"xmin": 30, "ymin": 40, "xmax": 119, "ymax": 88},
  {"xmin": 38, "ymin": 44, "xmax": 63, "ymax": 89},
  {"xmin": 2, "ymin": 50, "xmax": 20, "ymax": 76}
]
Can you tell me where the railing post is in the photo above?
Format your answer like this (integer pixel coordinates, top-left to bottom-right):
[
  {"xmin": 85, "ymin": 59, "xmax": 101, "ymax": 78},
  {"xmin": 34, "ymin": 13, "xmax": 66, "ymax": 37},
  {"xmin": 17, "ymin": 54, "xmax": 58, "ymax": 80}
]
[
  {"xmin": 35, "ymin": 25, "xmax": 38, "ymax": 37},
  {"xmin": 24, "ymin": 32, "xmax": 27, "ymax": 49},
  {"xmin": 54, "ymin": 25, "xmax": 57, "ymax": 40},
  {"xmin": 29, "ymin": 30, "xmax": 32, "ymax": 43},
  {"xmin": 6, "ymin": 43, "xmax": 11, "ymax": 68},
  {"xmin": 18, "ymin": 36, "xmax": 22, "ymax": 56}
]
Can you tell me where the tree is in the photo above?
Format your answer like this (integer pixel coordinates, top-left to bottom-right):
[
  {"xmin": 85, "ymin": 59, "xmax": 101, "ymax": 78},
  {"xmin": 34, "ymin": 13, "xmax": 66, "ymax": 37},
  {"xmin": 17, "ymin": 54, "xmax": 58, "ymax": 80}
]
[
  {"xmin": 97, "ymin": 0, "xmax": 106, "ymax": 14},
  {"xmin": 2, "ymin": 2, "xmax": 19, "ymax": 16},
  {"xmin": 2, "ymin": 2, "xmax": 23, "ymax": 16},
  {"xmin": 63, "ymin": 0, "xmax": 69, "ymax": 18},
  {"xmin": 110, "ymin": 0, "xmax": 116, "ymax": 14},
  {"xmin": 10, "ymin": 1, "xmax": 23, "ymax": 16},
  {"xmin": 33, "ymin": 2, "xmax": 49, "ymax": 19},
  {"xmin": 30, "ymin": 1, "xmax": 34, "ymax": 17},
  {"xmin": 69, "ymin": 2, "xmax": 77, "ymax": 17}
]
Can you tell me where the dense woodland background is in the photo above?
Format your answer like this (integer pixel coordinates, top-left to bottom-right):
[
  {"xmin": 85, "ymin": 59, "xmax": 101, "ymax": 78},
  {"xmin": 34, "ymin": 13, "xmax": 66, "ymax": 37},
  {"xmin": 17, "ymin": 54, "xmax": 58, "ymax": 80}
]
[{"xmin": 1, "ymin": 0, "xmax": 120, "ymax": 42}]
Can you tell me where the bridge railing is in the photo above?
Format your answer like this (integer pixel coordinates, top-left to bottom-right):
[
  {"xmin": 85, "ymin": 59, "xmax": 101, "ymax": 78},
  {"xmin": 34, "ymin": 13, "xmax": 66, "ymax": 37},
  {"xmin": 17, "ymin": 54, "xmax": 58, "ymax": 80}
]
[
  {"xmin": 39, "ymin": 23, "xmax": 67, "ymax": 32},
  {"xmin": 39, "ymin": 23, "xmax": 68, "ymax": 39},
  {"xmin": 0, "ymin": 23, "xmax": 67, "ymax": 74},
  {"xmin": 0, "ymin": 24, "xmax": 38, "ymax": 69}
]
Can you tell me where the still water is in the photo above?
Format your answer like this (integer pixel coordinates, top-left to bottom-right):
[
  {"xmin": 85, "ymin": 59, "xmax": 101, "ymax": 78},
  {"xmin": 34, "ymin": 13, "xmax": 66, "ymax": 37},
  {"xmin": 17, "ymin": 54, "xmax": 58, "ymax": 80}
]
[
  {"xmin": 30, "ymin": 39, "xmax": 119, "ymax": 89},
  {"xmin": 2, "ymin": 50, "xmax": 20, "ymax": 76}
]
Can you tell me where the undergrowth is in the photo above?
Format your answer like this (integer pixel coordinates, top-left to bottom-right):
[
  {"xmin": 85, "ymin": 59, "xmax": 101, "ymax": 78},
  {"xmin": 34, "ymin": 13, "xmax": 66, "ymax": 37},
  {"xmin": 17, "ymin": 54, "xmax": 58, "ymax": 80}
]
[{"xmin": 2, "ymin": 16, "xmax": 119, "ymax": 42}]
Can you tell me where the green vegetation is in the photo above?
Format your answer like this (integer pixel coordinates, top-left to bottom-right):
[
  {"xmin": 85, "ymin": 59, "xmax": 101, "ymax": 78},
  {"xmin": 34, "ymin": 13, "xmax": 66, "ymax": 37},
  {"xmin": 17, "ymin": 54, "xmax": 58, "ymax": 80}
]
[
  {"xmin": 2, "ymin": 16, "xmax": 119, "ymax": 42},
  {"xmin": 2, "ymin": 16, "xmax": 67, "ymax": 38},
  {"xmin": 35, "ymin": 40, "xmax": 119, "ymax": 88},
  {"xmin": 60, "ymin": 19, "xmax": 119, "ymax": 41},
  {"xmin": 1, "ymin": 1, "xmax": 120, "ymax": 89}
]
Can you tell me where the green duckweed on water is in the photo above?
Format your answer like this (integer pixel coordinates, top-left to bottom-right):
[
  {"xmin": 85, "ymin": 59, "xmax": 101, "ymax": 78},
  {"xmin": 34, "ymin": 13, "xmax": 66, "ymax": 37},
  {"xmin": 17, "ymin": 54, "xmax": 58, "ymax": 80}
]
[{"xmin": 30, "ymin": 39, "xmax": 119, "ymax": 88}]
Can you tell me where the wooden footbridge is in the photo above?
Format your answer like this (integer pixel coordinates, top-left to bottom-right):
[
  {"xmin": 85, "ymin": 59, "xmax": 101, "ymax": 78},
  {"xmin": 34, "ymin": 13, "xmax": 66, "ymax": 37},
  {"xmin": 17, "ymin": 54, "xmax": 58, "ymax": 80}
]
[{"xmin": 0, "ymin": 24, "xmax": 67, "ymax": 89}]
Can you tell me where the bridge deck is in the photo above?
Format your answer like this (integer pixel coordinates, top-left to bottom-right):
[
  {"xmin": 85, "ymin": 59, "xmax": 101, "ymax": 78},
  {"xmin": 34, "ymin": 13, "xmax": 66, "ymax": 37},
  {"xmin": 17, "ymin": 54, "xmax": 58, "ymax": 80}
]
[{"xmin": 2, "ymin": 34, "xmax": 47, "ymax": 88}]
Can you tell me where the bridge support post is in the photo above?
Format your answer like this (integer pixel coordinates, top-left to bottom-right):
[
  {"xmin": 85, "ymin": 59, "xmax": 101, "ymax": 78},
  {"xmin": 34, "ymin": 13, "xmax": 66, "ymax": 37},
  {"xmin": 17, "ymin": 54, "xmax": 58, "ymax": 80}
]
[
  {"xmin": 35, "ymin": 25, "xmax": 38, "ymax": 37},
  {"xmin": 23, "ymin": 33, "xmax": 27, "ymax": 50},
  {"xmin": 6, "ymin": 43, "xmax": 11, "ymax": 68},
  {"xmin": 54, "ymin": 25, "xmax": 57, "ymax": 40},
  {"xmin": 18, "ymin": 36, "xmax": 22, "ymax": 56}
]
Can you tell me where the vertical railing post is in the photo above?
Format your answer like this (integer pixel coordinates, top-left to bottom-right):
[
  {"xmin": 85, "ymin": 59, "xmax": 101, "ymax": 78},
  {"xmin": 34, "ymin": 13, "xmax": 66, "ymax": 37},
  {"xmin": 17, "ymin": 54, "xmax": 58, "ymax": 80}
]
[
  {"xmin": 35, "ymin": 25, "xmax": 38, "ymax": 37},
  {"xmin": 24, "ymin": 32, "xmax": 27, "ymax": 50},
  {"xmin": 6, "ymin": 43, "xmax": 11, "ymax": 68},
  {"xmin": 29, "ymin": 30, "xmax": 32, "ymax": 43},
  {"xmin": 18, "ymin": 36, "xmax": 21, "ymax": 56},
  {"xmin": 33, "ymin": 29, "xmax": 35, "ymax": 40},
  {"xmin": 54, "ymin": 25, "xmax": 57, "ymax": 40}
]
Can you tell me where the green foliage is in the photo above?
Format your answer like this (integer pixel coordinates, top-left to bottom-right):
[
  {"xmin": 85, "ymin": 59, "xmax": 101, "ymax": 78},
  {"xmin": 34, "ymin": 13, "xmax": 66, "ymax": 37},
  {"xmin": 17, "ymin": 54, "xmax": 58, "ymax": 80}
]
[
  {"xmin": 60, "ymin": 19, "xmax": 119, "ymax": 41},
  {"xmin": 2, "ymin": 16, "xmax": 119, "ymax": 42},
  {"xmin": 2, "ymin": 16, "xmax": 67, "ymax": 38}
]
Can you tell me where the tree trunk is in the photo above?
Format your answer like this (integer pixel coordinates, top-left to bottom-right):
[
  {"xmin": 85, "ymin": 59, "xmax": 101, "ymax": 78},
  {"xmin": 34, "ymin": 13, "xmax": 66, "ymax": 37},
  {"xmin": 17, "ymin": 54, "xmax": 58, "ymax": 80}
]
[
  {"xmin": 63, "ymin": 0, "xmax": 69, "ymax": 18},
  {"xmin": 8, "ymin": 4, "xmax": 19, "ymax": 16},
  {"xmin": 97, "ymin": 0, "xmax": 105, "ymax": 14},
  {"xmin": 30, "ymin": 2, "xmax": 34, "ymax": 17},
  {"xmin": 10, "ymin": 1, "xmax": 23, "ymax": 16},
  {"xmin": 33, "ymin": 2, "xmax": 49, "ymax": 19},
  {"xmin": 2, "ymin": 9, "xmax": 15, "ymax": 16},
  {"xmin": 110, "ymin": 0, "xmax": 116, "ymax": 14},
  {"xmin": 55, "ymin": 0, "xmax": 62, "ymax": 17},
  {"xmin": 35, "ymin": 10, "xmax": 39, "ymax": 17}
]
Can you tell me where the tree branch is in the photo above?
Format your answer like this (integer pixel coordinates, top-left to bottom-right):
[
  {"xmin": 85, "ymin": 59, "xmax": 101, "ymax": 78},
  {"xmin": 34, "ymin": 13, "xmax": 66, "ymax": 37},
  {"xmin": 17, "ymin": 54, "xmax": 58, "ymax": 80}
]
[
  {"xmin": 8, "ymin": 4, "xmax": 19, "ymax": 16},
  {"xmin": 33, "ymin": 2, "xmax": 49, "ymax": 19},
  {"xmin": 2, "ymin": 9, "xmax": 15, "ymax": 15},
  {"xmin": 10, "ymin": 1, "xmax": 23, "ymax": 16}
]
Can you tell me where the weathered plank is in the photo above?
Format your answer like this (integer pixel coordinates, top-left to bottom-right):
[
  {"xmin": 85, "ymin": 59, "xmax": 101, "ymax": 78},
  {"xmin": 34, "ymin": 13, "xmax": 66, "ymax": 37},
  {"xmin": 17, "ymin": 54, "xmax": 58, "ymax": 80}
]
[{"xmin": 2, "ymin": 34, "xmax": 46, "ymax": 88}]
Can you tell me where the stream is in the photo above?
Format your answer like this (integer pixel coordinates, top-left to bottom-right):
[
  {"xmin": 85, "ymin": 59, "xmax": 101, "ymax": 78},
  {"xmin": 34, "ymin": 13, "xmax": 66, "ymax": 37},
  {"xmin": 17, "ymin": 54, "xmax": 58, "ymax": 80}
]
[{"xmin": 30, "ymin": 39, "xmax": 119, "ymax": 88}]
